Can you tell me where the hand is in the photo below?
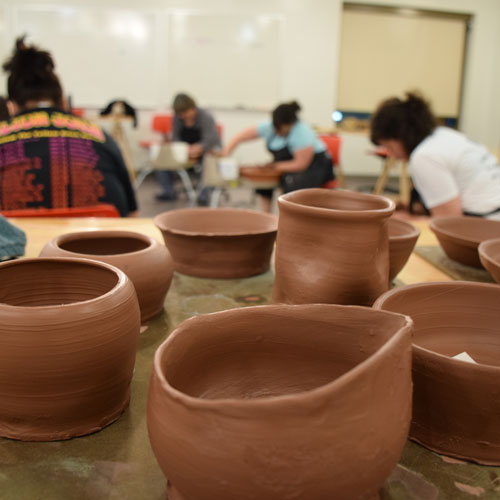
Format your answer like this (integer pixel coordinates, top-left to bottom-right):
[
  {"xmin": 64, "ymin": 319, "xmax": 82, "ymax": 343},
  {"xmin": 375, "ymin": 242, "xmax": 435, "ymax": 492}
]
[
  {"xmin": 188, "ymin": 143, "xmax": 203, "ymax": 159},
  {"xmin": 220, "ymin": 146, "xmax": 232, "ymax": 157}
]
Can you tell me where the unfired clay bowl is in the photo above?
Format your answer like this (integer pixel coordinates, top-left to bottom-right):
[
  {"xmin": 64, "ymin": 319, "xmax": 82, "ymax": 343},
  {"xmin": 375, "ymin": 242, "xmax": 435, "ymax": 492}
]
[
  {"xmin": 0, "ymin": 258, "xmax": 140, "ymax": 441},
  {"xmin": 374, "ymin": 281, "xmax": 500, "ymax": 465},
  {"xmin": 478, "ymin": 238, "xmax": 500, "ymax": 283},
  {"xmin": 388, "ymin": 218, "xmax": 420, "ymax": 281},
  {"xmin": 239, "ymin": 165, "xmax": 281, "ymax": 184},
  {"xmin": 273, "ymin": 189, "xmax": 395, "ymax": 306},
  {"xmin": 430, "ymin": 216, "xmax": 500, "ymax": 268},
  {"xmin": 154, "ymin": 208, "xmax": 278, "ymax": 279},
  {"xmin": 148, "ymin": 304, "xmax": 413, "ymax": 500},
  {"xmin": 40, "ymin": 230, "xmax": 173, "ymax": 323}
]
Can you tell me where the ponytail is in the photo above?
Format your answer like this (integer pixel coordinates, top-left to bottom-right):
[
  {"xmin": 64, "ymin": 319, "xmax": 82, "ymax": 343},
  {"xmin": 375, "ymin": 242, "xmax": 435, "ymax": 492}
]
[{"xmin": 272, "ymin": 100, "xmax": 301, "ymax": 129}]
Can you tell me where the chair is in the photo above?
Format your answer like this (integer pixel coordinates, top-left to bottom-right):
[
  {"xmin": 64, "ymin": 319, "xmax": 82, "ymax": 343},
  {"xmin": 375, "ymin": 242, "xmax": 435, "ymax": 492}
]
[
  {"xmin": 319, "ymin": 134, "xmax": 345, "ymax": 188},
  {"xmin": 1, "ymin": 204, "xmax": 120, "ymax": 218},
  {"xmin": 152, "ymin": 114, "xmax": 173, "ymax": 136},
  {"xmin": 371, "ymin": 148, "xmax": 411, "ymax": 205}
]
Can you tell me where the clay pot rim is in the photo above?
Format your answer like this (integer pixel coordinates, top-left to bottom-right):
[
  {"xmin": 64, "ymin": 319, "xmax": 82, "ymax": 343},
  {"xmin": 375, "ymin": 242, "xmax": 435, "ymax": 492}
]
[
  {"xmin": 153, "ymin": 304, "xmax": 413, "ymax": 409},
  {"xmin": 374, "ymin": 281, "xmax": 500, "ymax": 372},
  {"xmin": 0, "ymin": 257, "xmax": 128, "ymax": 311},
  {"xmin": 430, "ymin": 216, "xmax": 500, "ymax": 248},
  {"xmin": 478, "ymin": 238, "xmax": 500, "ymax": 267},
  {"xmin": 388, "ymin": 219, "xmax": 421, "ymax": 242},
  {"xmin": 154, "ymin": 208, "xmax": 278, "ymax": 237},
  {"xmin": 48, "ymin": 230, "xmax": 160, "ymax": 257},
  {"xmin": 278, "ymin": 188, "xmax": 396, "ymax": 220}
]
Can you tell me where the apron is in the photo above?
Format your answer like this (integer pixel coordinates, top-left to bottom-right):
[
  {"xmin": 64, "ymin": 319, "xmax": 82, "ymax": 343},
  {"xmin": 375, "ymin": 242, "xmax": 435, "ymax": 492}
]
[
  {"xmin": 179, "ymin": 125, "xmax": 202, "ymax": 145},
  {"xmin": 257, "ymin": 141, "xmax": 334, "ymax": 198}
]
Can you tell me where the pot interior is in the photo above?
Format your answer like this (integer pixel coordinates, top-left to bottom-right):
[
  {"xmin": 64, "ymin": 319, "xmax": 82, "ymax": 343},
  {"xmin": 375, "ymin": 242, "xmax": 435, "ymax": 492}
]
[
  {"xmin": 377, "ymin": 284, "xmax": 500, "ymax": 367},
  {"xmin": 432, "ymin": 217, "xmax": 500, "ymax": 243},
  {"xmin": 59, "ymin": 235, "xmax": 150, "ymax": 255},
  {"xmin": 162, "ymin": 307, "xmax": 406, "ymax": 400},
  {"xmin": 0, "ymin": 260, "xmax": 119, "ymax": 306}
]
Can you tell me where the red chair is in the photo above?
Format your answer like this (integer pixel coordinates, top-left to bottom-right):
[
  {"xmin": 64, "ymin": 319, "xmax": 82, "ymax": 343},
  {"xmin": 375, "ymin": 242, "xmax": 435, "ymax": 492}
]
[
  {"xmin": 152, "ymin": 114, "xmax": 173, "ymax": 135},
  {"xmin": 1, "ymin": 204, "xmax": 120, "ymax": 218},
  {"xmin": 319, "ymin": 134, "xmax": 345, "ymax": 188}
]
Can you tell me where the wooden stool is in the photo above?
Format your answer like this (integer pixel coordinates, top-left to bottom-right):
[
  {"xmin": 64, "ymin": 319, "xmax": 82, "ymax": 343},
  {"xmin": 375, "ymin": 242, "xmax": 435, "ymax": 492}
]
[{"xmin": 372, "ymin": 149, "xmax": 411, "ymax": 205}]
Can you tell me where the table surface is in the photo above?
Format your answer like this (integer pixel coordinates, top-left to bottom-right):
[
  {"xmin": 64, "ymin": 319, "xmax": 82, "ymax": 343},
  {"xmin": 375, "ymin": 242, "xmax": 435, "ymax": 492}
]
[{"xmin": 2, "ymin": 217, "xmax": 498, "ymax": 500}]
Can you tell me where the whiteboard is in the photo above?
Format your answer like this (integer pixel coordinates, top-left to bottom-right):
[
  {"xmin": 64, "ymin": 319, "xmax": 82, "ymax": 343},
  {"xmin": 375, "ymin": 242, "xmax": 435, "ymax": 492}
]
[
  {"xmin": 166, "ymin": 12, "xmax": 283, "ymax": 109},
  {"xmin": 13, "ymin": 6, "xmax": 163, "ymax": 108}
]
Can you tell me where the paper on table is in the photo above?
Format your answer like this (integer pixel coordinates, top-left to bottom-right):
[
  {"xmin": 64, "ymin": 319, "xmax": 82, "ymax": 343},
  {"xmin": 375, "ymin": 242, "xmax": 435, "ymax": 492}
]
[{"xmin": 452, "ymin": 352, "xmax": 477, "ymax": 364}]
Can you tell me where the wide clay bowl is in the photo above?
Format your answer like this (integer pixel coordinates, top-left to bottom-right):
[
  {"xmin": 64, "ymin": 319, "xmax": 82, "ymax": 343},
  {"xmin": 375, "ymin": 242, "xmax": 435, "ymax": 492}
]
[
  {"xmin": 429, "ymin": 216, "xmax": 500, "ymax": 268},
  {"xmin": 148, "ymin": 304, "xmax": 413, "ymax": 500},
  {"xmin": 273, "ymin": 189, "xmax": 395, "ymax": 306},
  {"xmin": 478, "ymin": 238, "xmax": 500, "ymax": 283},
  {"xmin": 154, "ymin": 208, "xmax": 278, "ymax": 279},
  {"xmin": 239, "ymin": 165, "xmax": 281, "ymax": 184},
  {"xmin": 40, "ymin": 230, "xmax": 173, "ymax": 323},
  {"xmin": 374, "ymin": 281, "xmax": 500, "ymax": 465},
  {"xmin": 0, "ymin": 258, "xmax": 140, "ymax": 441},
  {"xmin": 388, "ymin": 218, "xmax": 420, "ymax": 281}
]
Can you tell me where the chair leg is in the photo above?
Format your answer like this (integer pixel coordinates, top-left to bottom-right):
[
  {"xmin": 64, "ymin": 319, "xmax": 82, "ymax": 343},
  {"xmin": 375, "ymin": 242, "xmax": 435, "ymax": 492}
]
[
  {"xmin": 399, "ymin": 161, "xmax": 411, "ymax": 206},
  {"xmin": 210, "ymin": 188, "xmax": 223, "ymax": 208},
  {"xmin": 336, "ymin": 164, "xmax": 346, "ymax": 189},
  {"xmin": 134, "ymin": 168, "xmax": 153, "ymax": 190},
  {"xmin": 177, "ymin": 169, "xmax": 197, "ymax": 206},
  {"xmin": 373, "ymin": 158, "xmax": 393, "ymax": 195}
]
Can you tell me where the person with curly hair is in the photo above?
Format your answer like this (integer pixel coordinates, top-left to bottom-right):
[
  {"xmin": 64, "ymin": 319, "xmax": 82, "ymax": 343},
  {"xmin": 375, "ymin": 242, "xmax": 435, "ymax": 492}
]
[{"xmin": 370, "ymin": 92, "xmax": 500, "ymax": 219}]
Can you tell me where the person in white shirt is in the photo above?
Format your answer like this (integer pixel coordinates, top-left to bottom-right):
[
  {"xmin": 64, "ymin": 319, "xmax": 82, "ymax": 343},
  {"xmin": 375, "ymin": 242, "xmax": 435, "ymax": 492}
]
[{"xmin": 370, "ymin": 92, "xmax": 500, "ymax": 219}]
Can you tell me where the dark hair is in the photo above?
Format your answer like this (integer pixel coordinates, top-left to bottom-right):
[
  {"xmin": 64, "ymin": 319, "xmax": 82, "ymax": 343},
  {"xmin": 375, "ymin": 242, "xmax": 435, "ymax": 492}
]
[
  {"xmin": 0, "ymin": 97, "xmax": 10, "ymax": 121},
  {"xmin": 272, "ymin": 101, "xmax": 301, "ymax": 129},
  {"xmin": 370, "ymin": 92, "xmax": 436, "ymax": 155},
  {"xmin": 2, "ymin": 36, "xmax": 63, "ymax": 109},
  {"xmin": 173, "ymin": 93, "xmax": 196, "ymax": 114}
]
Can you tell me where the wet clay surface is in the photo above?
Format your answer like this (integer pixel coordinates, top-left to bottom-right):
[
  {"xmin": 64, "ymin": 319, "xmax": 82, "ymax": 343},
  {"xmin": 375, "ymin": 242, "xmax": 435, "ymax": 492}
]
[
  {"xmin": 239, "ymin": 165, "xmax": 281, "ymax": 183},
  {"xmin": 149, "ymin": 304, "xmax": 413, "ymax": 500},
  {"xmin": 154, "ymin": 208, "xmax": 278, "ymax": 279},
  {"xmin": 273, "ymin": 189, "xmax": 395, "ymax": 305},
  {"xmin": 479, "ymin": 238, "xmax": 500, "ymax": 283},
  {"xmin": 0, "ymin": 258, "xmax": 140, "ymax": 441},
  {"xmin": 374, "ymin": 281, "xmax": 500, "ymax": 465},
  {"xmin": 430, "ymin": 216, "xmax": 500, "ymax": 268},
  {"xmin": 2, "ymin": 266, "xmax": 500, "ymax": 499},
  {"xmin": 40, "ymin": 231, "xmax": 174, "ymax": 323}
]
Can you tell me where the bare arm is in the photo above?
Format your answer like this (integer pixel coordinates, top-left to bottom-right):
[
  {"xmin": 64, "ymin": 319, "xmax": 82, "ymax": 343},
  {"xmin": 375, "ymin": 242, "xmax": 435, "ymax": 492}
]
[
  {"xmin": 430, "ymin": 196, "xmax": 463, "ymax": 217},
  {"xmin": 274, "ymin": 146, "xmax": 314, "ymax": 173},
  {"xmin": 222, "ymin": 126, "xmax": 259, "ymax": 156}
]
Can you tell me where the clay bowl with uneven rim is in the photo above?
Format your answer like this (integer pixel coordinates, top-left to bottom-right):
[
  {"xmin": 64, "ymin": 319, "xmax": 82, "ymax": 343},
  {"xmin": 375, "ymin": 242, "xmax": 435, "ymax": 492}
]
[
  {"xmin": 273, "ymin": 189, "xmax": 395, "ymax": 306},
  {"xmin": 40, "ymin": 230, "xmax": 173, "ymax": 323},
  {"xmin": 147, "ymin": 304, "xmax": 413, "ymax": 500},
  {"xmin": 478, "ymin": 238, "xmax": 500, "ymax": 283},
  {"xmin": 429, "ymin": 216, "xmax": 500, "ymax": 268},
  {"xmin": 0, "ymin": 257, "xmax": 140, "ymax": 441},
  {"xmin": 154, "ymin": 208, "xmax": 278, "ymax": 279},
  {"xmin": 388, "ymin": 218, "xmax": 421, "ymax": 281},
  {"xmin": 374, "ymin": 281, "xmax": 500, "ymax": 465}
]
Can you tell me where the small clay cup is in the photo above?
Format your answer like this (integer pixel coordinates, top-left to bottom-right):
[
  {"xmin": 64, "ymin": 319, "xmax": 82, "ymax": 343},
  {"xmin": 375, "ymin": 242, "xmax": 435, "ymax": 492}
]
[
  {"xmin": 40, "ymin": 230, "xmax": 173, "ymax": 323},
  {"xmin": 154, "ymin": 208, "xmax": 278, "ymax": 279},
  {"xmin": 0, "ymin": 258, "xmax": 140, "ymax": 441},
  {"xmin": 388, "ymin": 218, "xmax": 420, "ymax": 281},
  {"xmin": 374, "ymin": 281, "xmax": 500, "ymax": 465},
  {"xmin": 273, "ymin": 189, "xmax": 395, "ymax": 306},
  {"xmin": 478, "ymin": 238, "xmax": 500, "ymax": 283},
  {"xmin": 148, "ymin": 304, "xmax": 413, "ymax": 500},
  {"xmin": 430, "ymin": 216, "xmax": 500, "ymax": 268}
]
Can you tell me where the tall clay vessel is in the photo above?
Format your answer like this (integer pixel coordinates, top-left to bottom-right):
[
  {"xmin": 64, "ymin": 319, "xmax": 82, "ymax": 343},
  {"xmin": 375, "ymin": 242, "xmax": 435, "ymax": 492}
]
[
  {"xmin": 40, "ymin": 230, "xmax": 173, "ymax": 323},
  {"xmin": 148, "ymin": 304, "xmax": 413, "ymax": 500},
  {"xmin": 0, "ymin": 258, "xmax": 140, "ymax": 441},
  {"xmin": 273, "ymin": 189, "xmax": 395, "ymax": 305}
]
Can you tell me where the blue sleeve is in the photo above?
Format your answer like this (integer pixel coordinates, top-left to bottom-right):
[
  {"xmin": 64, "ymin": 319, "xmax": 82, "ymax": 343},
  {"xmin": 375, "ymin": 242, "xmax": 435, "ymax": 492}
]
[
  {"xmin": 288, "ymin": 122, "xmax": 316, "ymax": 152},
  {"xmin": 256, "ymin": 122, "xmax": 273, "ymax": 141}
]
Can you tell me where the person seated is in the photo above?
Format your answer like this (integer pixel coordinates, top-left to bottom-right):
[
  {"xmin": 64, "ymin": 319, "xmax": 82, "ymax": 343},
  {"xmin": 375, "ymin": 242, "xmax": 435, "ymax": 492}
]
[
  {"xmin": 0, "ymin": 37, "xmax": 137, "ymax": 217},
  {"xmin": 222, "ymin": 101, "xmax": 334, "ymax": 212},
  {"xmin": 156, "ymin": 93, "xmax": 221, "ymax": 204},
  {"xmin": 370, "ymin": 92, "xmax": 500, "ymax": 219}
]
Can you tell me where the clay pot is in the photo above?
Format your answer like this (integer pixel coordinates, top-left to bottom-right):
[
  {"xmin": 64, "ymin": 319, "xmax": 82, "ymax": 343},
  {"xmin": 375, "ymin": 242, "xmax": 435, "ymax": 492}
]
[
  {"xmin": 148, "ymin": 304, "xmax": 413, "ymax": 500},
  {"xmin": 273, "ymin": 189, "xmax": 395, "ymax": 306},
  {"xmin": 374, "ymin": 281, "xmax": 500, "ymax": 465},
  {"xmin": 40, "ymin": 230, "xmax": 173, "ymax": 323},
  {"xmin": 154, "ymin": 208, "xmax": 278, "ymax": 279},
  {"xmin": 239, "ymin": 165, "xmax": 281, "ymax": 184},
  {"xmin": 0, "ymin": 257, "xmax": 140, "ymax": 441},
  {"xmin": 478, "ymin": 238, "xmax": 500, "ymax": 283},
  {"xmin": 430, "ymin": 216, "xmax": 500, "ymax": 268},
  {"xmin": 388, "ymin": 218, "xmax": 420, "ymax": 281}
]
